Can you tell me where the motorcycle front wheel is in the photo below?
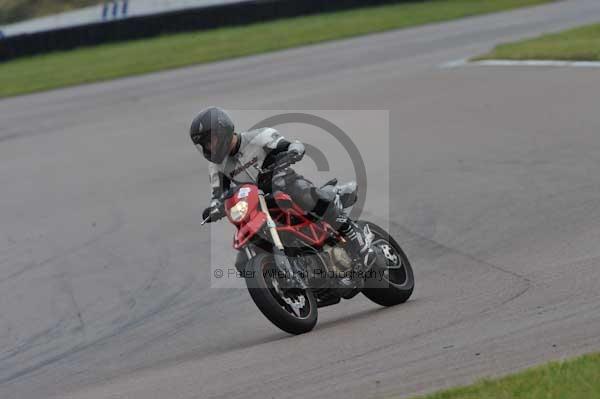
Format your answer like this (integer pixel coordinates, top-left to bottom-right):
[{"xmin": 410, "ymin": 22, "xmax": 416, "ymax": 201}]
[{"xmin": 245, "ymin": 252, "xmax": 318, "ymax": 335}]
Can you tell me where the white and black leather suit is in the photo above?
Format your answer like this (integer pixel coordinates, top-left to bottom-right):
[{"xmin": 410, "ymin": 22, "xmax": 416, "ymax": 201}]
[{"xmin": 207, "ymin": 127, "xmax": 356, "ymax": 226}]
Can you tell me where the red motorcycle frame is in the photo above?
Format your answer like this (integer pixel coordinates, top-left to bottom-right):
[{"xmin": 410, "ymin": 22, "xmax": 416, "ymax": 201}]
[{"xmin": 224, "ymin": 184, "xmax": 336, "ymax": 250}]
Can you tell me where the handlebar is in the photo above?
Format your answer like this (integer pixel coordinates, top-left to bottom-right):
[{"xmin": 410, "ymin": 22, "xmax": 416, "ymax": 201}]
[{"xmin": 201, "ymin": 201, "xmax": 225, "ymax": 225}]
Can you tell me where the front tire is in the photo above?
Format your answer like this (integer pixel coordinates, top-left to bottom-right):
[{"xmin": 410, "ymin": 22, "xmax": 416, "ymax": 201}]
[
  {"xmin": 245, "ymin": 252, "xmax": 318, "ymax": 335},
  {"xmin": 358, "ymin": 221, "xmax": 415, "ymax": 306}
]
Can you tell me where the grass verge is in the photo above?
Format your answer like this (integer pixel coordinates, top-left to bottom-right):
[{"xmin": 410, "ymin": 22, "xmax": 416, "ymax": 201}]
[
  {"xmin": 476, "ymin": 22, "xmax": 600, "ymax": 61},
  {"xmin": 0, "ymin": 0, "xmax": 553, "ymax": 99},
  {"xmin": 409, "ymin": 352, "xmax": 600, "ymax": 399}
]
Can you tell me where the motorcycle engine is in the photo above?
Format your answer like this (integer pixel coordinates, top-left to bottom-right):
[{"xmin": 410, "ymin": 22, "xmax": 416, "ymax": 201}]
[{"xmin": 322, "ymin": 245, "xmax": 353, "ymax": 274}]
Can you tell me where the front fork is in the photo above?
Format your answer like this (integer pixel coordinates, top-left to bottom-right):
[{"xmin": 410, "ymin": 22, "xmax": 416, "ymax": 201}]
[{"xmin": 257, "ymin": 193, "xmax": 307, "ymax": 289}]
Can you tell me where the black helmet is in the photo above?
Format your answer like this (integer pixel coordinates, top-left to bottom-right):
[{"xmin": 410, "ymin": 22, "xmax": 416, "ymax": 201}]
[{"xmin": 190, "ymin": 107, "xmax": 235, "ymax": 164}]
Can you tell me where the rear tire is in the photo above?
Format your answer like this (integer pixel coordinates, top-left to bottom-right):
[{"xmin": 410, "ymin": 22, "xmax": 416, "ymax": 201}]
[
  {"xmin": 245, "ymin": 253, "xmax": 318, "ymax": 335},
  {"xmin": 358, "ymin": 221, "xmax": 414, "ymax": 306}
]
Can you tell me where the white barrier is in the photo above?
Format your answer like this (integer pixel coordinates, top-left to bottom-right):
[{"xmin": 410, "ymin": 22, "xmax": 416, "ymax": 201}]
[{"xmin": 0, "ymin": 0, "xmax": 247, "ymax": 37}]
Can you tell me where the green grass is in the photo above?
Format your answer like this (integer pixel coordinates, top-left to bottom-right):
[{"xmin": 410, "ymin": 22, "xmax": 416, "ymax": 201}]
[
  {"xmin": 0, "ymin": 0, "xmax": 96, "ymax": 25},
  {"xmin": 477, "ymin": 22, "xmax": 600, "ymax": 61},
  {"xmin": 407, "ymin": 352, "xmax": 600, "ymax": 399},
  {"xmin": 0, "ymin": 0, "xmax": 554, "ymax": 98}
]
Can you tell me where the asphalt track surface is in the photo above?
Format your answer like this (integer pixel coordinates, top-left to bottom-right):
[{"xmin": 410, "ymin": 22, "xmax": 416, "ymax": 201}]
[{"xmin": 2, "ymin": 1, "xmax": 600, "ymax": 398}]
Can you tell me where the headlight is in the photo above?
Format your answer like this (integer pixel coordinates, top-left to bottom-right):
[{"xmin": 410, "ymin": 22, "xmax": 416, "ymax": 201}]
[{"xmin": 229, "ymin": 200, "xmax": 249, "ymax": 222}]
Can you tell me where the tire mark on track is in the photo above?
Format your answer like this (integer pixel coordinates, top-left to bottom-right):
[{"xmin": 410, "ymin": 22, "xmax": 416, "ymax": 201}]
[
  {"xmin": 389, "ymin": 219, "xmax": 533, "ymax": 284},
  {"xmin": 0, "ymin": 209, "xmax": 124, "ymax": 285},
  {"xmin": 0, "ymin": 280, "xmax": 193, "ymax": 386},
  {"xmin": 0, "ymin": 215, "xmax": 197, "ymax": 386}
]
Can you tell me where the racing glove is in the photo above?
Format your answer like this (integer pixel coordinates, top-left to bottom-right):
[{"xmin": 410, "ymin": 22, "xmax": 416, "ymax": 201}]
[{"xmin": 202, "ymin": 199, "xmax": 224, "ymax": 223}]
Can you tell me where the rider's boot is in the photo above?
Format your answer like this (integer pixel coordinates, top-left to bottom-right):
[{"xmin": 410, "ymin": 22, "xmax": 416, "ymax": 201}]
[
  {"xmin": 315, "ymin": 192, "xmax": 376, "ymax": 269},
  {"xmin": 338, "ymin": 219, "xmax": 376, "ymax": 269}
]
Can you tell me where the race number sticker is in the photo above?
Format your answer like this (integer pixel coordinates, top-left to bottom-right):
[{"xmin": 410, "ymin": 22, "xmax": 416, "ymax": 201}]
[{"xmin": 238, "ymin": 187, "xmax": 251, "ymax": 199}]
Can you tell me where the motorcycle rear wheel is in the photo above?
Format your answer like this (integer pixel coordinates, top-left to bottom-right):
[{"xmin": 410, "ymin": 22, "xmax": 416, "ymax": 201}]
[{"xmin": 358, "ymin": 221, "xmax": 415, "ymax": 306}]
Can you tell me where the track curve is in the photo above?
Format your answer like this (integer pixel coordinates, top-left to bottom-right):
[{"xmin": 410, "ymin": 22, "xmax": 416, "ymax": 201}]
[{"xmin": 1, "ymin": 1, "xmax": 600, "ymax": 398}]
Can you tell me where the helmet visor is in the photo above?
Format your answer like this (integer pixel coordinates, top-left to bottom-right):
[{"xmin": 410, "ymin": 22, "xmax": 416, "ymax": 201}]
[
  {"xmin": 195, "ymin": 132, "xmax": 212, "ymax": 148},
  {"xmin": 194, "ymin": 131, "xmax": 214, "ymax": 152},
  {"xmin": 195, "ymin": 133, "xmax": 226, "ymax": 163}
]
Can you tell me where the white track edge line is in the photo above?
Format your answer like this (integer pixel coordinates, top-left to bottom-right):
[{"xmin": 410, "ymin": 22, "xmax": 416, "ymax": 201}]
[{"xmin": 440, "ymin": 59, "xmax": 600, "ymax": 68}]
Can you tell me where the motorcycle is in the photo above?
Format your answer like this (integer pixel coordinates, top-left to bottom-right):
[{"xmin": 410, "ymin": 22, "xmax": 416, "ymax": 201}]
[{"xmin": 202, "ymin": 153, "xmax": 414, "ymax": 334}]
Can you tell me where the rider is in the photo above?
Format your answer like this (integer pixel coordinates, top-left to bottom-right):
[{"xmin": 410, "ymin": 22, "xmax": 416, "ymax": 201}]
[{"xmin": 190, "ymin": 107, "xmax": 374, "ymax": 267}]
